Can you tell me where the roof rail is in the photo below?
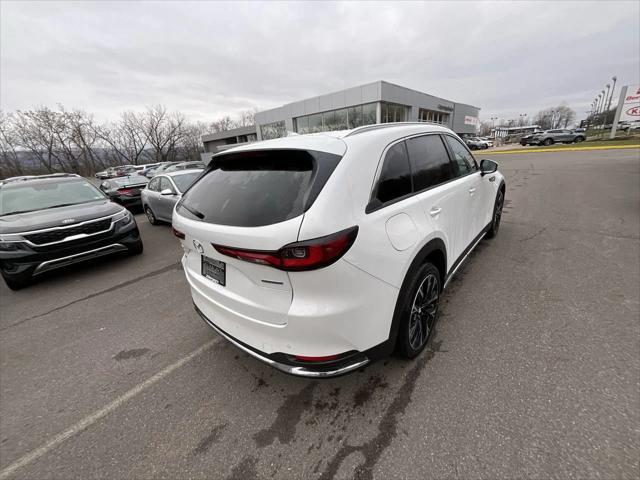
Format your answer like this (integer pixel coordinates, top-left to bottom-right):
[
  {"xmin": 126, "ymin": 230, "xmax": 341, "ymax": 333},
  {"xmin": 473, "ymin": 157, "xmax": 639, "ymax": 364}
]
[{"xmin": 344, "ymin": 122, "xmax": 449, "ymax": 138}]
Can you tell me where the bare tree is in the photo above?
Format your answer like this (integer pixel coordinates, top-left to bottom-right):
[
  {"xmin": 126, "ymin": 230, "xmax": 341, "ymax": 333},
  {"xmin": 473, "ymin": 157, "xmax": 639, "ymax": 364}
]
[
  {"xmin": 534, "ymin": 104, "xmax": 576, "ymax": 130},
  {"xmin": 145, "ymin": 105, "xmax": 186, "ymax": 162},
  {"xmin": 235, "ymin": 109, "xmax": 257, "ymax": 128},
  {"xmin": 0, "ymin": 112, "xmax": 24, "ymax": 177},
  {"xmin": 182, "ymin": 121, "xmax": 210, "ymax": 161},
  {"xmin": 209, "ymin": 115, "xmax": 235, "ymax": 133},
  {"xmin": 95, "ymin": 111, "xmax": 150, "ymax": 166}
]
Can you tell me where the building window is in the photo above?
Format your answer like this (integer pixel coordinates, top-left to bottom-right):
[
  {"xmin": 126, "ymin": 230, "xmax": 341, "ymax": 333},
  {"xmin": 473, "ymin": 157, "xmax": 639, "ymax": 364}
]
[
  {"xmin": 260, "ymin": 121, "xmax": 287, "ymax": 140},
  {"xmin": 295, "ymin": 116, "xmax": 309, "ymax": 134},
  {"xmin": 381, "ymin": 102, "xmax": 408, "ymax": 123},
  {"xmin": 418, "ymin": 109, "xmax": 450, "ymax": 125},
  {"xmin": 293, "ymin": 103, "xmax": 378, "ymax": 134},
  {"xmin": 308, "ymin": 113, "xmax": 322, "ymax": 133}
]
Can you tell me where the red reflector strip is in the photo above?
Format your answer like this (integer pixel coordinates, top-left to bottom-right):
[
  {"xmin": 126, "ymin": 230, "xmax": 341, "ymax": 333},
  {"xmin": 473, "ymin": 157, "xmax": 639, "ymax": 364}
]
[
  {"xmin": 117, "ymin": 188, "xmax": 135, "ymax": 196},
  {"xmin": 172, "ymin": 227, "xmax": 185, "ymax": 239},
  {"xmin": 294, "ymin": 354, "xmax": 341, "ymax": 363}
]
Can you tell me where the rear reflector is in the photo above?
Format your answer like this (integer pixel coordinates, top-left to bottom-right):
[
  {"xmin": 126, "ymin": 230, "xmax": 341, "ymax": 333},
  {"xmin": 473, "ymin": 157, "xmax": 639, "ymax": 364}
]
[
  {"xmin": 294, "ymin": 354, "xmax": 341, "ymax": 363},
  {"xmin": 117, "ymin": 188, "xmax": 136, "ymax": 196},
  {"xmin": 213, "ymin": 226, "xmax": 358, "ymax": 271},
  {"xmin": 172, "ymin": 227, "xmax": 185, "ymax": 239}
]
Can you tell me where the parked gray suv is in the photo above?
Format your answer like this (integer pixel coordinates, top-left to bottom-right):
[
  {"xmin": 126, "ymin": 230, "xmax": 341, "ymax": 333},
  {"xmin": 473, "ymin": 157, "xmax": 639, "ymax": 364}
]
[{"xmin": 530, "ymin": 129, "xmax": 586, "ymax": 146}]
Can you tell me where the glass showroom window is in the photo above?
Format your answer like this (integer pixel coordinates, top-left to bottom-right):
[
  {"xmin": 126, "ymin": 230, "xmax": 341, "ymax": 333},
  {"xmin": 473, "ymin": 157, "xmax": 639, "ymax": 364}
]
[
  {"xmin": 260, "ymin": 121, "xmax": 287, "ymax": 140},
  {"xmin": 381, "ymin": 103, "xmax": 408, "ymax": 123},
  {"xmin": 308, "ymin": 113, "xmax": 322, "ymax": 133},
  {"xmin": 294, "ymin": 103, "xmax": 379, "ymax": 134},
  {"xmin": 418, "ymin": 109, "xmax": 450, "ymax": 125},
  {"xmin": 295, "ymin": 116, "xmax": 310, "ymax": 134},
  {"xmin": 362, "ymin": 103, "xmax": 377, "ymax": 125}
]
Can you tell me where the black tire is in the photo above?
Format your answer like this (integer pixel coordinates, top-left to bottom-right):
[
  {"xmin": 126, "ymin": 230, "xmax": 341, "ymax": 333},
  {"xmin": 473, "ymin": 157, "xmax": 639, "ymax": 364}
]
[
  {"xmin": 543, "ymin": 138, "xmax": 554, "ymax": 146},
  {"xmin": 145, "ymin": 206, "xmax": 158, "ymax": 225},
  {"xmin": 127, "ymin": 239, "xmax": 144, "ymax": 255},
  {"xmin": 486, "ymin": 188, "xmax": 504, "ymax": 239},
  {"xmin": 2, "ymin": 274, "xmax": 30, "ymax": 291},
  {"xmin": 396, "ymin": 262, "xmax": 441, "ymax": 359},
  {"xmin": 574, "ymin": 136, "xmax": 585, "ymax": 143}
]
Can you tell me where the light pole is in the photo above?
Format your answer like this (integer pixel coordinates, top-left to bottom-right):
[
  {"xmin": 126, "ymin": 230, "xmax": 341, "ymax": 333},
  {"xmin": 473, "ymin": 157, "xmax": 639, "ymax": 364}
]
[
  {"xmin": 606, "ymin": 76, "xmax": 617, "ymax": 113},
  {"xmin": 490, "ymin": 116, "xmax": 498, "ymax": 138}
]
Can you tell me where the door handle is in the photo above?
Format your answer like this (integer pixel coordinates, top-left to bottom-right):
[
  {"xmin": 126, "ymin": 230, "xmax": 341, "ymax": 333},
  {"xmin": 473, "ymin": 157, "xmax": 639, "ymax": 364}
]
[
  {"xmin": 468, "ymin": 187, "xmax": 476, "ymax": 195},
  {"xmin": 429, "ymin": 207, "xmax": 442, "ymax": 217}
]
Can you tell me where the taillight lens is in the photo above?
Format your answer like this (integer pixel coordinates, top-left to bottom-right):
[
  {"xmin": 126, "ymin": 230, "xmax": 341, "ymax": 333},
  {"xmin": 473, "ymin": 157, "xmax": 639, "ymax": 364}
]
[
  {"xmin": 117, "ymin": 188, "xmax": 134, "ymax": 196},
  {"xmin": 214, "ymin": 226, "xmax": 358, "ymax": 271},
  {"xmin": 172, "ymin": 227, "xmax": 185, "ymax": 239}
]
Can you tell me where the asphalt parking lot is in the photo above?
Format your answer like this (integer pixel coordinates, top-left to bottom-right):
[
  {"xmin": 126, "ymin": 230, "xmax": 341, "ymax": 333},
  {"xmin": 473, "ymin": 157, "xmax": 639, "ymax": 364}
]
[{"xmin": 1, "ymin": 148, "xmax": 639, "ymax": 479}]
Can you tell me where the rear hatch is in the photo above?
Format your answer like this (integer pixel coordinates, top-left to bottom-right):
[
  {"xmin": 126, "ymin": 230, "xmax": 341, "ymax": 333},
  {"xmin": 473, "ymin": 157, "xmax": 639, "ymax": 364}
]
[{"xmin": 174, "ymin": 146, "xmax": 343, "ymax": 326}]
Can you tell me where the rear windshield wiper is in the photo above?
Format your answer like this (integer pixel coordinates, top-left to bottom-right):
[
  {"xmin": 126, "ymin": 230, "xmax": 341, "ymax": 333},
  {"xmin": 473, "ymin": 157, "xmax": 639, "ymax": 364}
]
[{"xmin": 181, "ymin": 203, "xmax": 205, "ymax": 219}]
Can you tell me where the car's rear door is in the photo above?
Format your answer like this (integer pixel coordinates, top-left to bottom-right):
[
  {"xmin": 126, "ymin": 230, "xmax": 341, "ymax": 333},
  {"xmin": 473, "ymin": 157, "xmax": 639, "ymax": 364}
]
[{"xmin": 404, "ymin": 134, "xmax": 469, "ymax": 265}]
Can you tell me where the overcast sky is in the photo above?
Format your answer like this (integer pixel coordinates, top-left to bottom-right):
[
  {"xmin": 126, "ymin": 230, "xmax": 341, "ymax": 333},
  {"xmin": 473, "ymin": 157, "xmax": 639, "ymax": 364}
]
[{"xmin": 1, "ymin": 1, "xmax": 639, "ymax": 124}]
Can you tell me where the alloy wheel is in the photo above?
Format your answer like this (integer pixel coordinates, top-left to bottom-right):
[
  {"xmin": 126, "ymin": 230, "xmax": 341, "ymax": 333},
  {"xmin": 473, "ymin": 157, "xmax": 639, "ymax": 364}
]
[
  {"xmin": 145, "ymin": 207, "xmax": 155, "ymax": 224},
  {"xmin": 408, "ymin": 273, "xmax": 439, "ymax": 350}
]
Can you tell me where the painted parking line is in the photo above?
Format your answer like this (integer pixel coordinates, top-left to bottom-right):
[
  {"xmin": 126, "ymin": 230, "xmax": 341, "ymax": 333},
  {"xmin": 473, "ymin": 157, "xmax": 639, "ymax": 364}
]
[
  {"xmin": 482, "ymin": 145, "xmax": 640, "ymax": 155},
  {"xmin": 0, "ymin": 338, "xmax": 218, "ymax": 480}
]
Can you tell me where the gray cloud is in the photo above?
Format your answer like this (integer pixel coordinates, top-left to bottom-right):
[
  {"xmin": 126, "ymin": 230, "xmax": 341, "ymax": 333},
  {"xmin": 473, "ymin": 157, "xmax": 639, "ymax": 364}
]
[{"xmin": 1, "ymin": 0, "xmax": 638, "ymax": 123}]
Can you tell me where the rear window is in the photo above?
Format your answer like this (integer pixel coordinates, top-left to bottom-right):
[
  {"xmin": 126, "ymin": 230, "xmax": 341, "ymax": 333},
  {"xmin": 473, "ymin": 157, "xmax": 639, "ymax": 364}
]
[
  {"xmin": 112, "ymin": 175, "xmax": 148, "ymax": 186},
  {"xmin": 171, "ymin": 172, "xmax": 201, "ymax": 193},
  {"xmin": 177, "ymin": 149, "xmax": 341, "ymax": 227}
]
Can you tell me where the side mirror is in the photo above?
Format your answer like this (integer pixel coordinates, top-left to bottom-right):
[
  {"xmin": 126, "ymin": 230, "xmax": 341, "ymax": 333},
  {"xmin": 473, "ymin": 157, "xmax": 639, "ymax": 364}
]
[
  {"xmin": 480, "ymin": 159, "xmax": 498, "ymax": 176},
  {"xmin": 160, "ymin": 188, "xmax": 175, "ymax": 196}
]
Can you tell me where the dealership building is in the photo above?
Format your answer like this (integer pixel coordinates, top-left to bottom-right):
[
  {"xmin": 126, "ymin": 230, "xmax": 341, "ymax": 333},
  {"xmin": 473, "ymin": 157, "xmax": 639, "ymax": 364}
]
[{"xmin": 202, "ymin": 80, "xmax": 480, "ymax": 155}]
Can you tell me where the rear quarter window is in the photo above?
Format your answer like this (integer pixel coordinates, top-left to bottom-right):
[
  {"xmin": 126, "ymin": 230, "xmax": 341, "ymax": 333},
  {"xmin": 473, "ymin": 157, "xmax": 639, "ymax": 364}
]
[{"xmin": 177, "ymin": 149, "xmax": 341, "ymax": 227}]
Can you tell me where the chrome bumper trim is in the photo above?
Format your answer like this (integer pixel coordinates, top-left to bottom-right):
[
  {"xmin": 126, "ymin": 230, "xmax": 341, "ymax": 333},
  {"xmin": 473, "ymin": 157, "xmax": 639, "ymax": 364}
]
[
  {"xmin": 194, "ymin": 307, "xmax": 370, "ymax": 378},
  {"xmin": 33, "ymin": 243, "xmax": 128, "ymax": 275}
]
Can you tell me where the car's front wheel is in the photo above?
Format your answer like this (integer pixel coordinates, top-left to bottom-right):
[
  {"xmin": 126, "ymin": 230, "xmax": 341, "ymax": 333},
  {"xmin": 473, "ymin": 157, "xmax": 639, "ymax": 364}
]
[
  {"xmin": 574, "ymin": 136, "xmax": 585, "ymax": 143},
  {"xmin": 397, "ymin": 263, "xmax": 441, "ymax": 358},
  {"xmin": 543, "ymin": 138, "xmax": 554, "ymax": 146}
]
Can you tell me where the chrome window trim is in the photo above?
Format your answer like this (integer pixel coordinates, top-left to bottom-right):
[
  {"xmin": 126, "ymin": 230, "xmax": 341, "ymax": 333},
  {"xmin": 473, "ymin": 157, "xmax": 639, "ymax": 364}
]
[{"xmin": 0, "ymin": 210, "xmax": 126, "ymax": 245}]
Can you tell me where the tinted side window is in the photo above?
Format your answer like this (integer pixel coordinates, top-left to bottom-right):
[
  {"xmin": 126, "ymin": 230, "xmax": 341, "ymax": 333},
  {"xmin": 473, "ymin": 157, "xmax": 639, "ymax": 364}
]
[
  {"xmin": 444, "ymin": 135, "xmax": 475, "ymax": 177},
  {"xmin": 374, "ymin": 142, "xmax": 412, "ymax": 204},
  {"xmin": 405, "ymin": 135, "xmax": 454, "ymax": 191}
]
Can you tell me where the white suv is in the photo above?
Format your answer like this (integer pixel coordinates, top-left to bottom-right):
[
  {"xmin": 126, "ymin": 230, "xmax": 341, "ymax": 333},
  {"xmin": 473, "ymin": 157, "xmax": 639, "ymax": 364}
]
[{"xmin": 172, "ymin": 123, "xmax": 505, "ymax": 377}]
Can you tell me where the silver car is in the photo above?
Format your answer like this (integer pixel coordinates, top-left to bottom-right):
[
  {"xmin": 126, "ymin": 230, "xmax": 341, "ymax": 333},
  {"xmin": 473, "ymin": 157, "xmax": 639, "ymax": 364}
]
[{"xmin": 141, "ymin": 169, "xmax": 203, "ymax": 225}]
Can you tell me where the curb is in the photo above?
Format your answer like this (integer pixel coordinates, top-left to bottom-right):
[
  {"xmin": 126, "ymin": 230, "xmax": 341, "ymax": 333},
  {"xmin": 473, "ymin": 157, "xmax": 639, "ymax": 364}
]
[{"xmin": 480, "ymin": 145, "xmax": 640, "ymax": 155}]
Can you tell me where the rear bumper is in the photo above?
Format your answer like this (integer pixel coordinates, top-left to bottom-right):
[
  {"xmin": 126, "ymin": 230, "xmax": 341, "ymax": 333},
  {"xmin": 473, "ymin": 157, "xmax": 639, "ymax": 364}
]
[
  {"xmin": 183, "ymin": 256, "xmax": 399, "ymax": 376},
  {"xmin": 194, "ymin": 304, "xmax": 370, "ymax": 378}
]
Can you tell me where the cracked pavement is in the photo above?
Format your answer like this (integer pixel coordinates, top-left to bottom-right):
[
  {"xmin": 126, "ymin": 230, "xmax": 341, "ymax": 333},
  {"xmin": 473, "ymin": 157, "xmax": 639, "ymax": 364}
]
[{"xmin": 1, "ymin": 149, "xmax": 638, "ymax": 479}]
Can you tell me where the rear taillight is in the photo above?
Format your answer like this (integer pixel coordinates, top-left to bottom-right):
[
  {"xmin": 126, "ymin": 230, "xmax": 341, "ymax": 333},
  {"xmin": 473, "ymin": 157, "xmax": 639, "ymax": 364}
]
[
  {"xmin": 117, "ymin": 188, "xmax": 134, "ymax": 196},
  {"xmin": 213, "ymin": 226, "xmax": 358, "ymax": 271},
  {"xmin": 172, "ymin": 227, "xmax": 185, "ymax": 239}
]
